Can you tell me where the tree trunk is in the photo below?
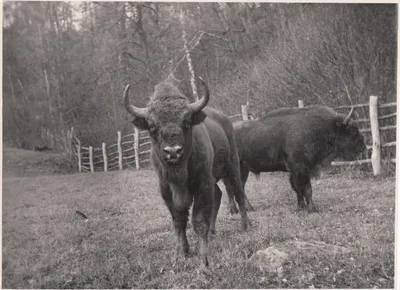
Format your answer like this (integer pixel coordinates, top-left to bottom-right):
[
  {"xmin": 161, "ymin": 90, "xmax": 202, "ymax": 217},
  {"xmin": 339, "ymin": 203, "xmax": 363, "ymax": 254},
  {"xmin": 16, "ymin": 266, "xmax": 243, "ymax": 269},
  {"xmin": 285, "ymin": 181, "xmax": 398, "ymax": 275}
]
[{"xmin": 180, "ymin": 8, "xmax": 198, "ymax": 101}]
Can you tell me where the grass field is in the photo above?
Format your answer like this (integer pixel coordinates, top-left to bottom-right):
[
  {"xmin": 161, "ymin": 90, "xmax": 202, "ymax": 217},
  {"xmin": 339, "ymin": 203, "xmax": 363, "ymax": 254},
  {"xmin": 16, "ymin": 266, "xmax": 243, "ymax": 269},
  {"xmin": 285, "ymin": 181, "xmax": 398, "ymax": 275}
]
[{"xmin": 2, "ymin": 149, "xmax": 395, "ymax": 288}]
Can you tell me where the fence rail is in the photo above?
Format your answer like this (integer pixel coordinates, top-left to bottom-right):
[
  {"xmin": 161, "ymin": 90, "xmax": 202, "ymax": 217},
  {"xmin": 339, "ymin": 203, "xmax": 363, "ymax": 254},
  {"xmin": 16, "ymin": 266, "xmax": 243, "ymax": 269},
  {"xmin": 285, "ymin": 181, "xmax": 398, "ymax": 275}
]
[{"xmin": 71, "ymin": 95, "xmax": 396, "ymax": 176}]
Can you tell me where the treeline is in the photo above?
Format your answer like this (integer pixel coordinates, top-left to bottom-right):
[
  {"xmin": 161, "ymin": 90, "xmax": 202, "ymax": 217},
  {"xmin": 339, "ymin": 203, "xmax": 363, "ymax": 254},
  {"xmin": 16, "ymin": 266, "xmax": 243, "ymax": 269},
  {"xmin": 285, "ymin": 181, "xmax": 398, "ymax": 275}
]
[{"xmin": 3, "ymin": 2, "xmax": 396, "ymax": 149}]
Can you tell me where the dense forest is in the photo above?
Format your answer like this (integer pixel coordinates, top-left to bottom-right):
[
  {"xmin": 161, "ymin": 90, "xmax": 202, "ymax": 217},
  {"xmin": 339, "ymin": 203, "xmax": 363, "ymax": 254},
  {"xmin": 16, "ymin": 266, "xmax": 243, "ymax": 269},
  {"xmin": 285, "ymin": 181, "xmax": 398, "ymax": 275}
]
[{"xmin": 3, "ymin": 2, "xmax": 397, "ymax": 149}]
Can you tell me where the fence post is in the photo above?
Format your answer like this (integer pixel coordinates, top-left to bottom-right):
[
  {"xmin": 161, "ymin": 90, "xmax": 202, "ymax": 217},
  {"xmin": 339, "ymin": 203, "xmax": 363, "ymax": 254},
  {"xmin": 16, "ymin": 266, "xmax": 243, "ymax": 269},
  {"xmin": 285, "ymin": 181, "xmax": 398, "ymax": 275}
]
[
  {"xmin": 65, "ymin": 129, "xmax": 69, "ymax": 154},
  {"xmin": 65, "ymin": 129, "xmax": 69, "ymax": 153},
  {"xmin": 89, "ymin": 146, "xmax": 94, "ymax": 173},
  {"xmin": 61, "ymin": 128, "xmax": 66, "ymax": 151},
  {"xmin": 69, "ymin": 127, "xmax": 74, "ymax": 157},
  {"xmin": 134, "ymin": 127, "xmax": 140, "ymax": 170},
  {"xmin": 49, "ymin": 132, "xmax": 54, "ymax": 149},
  {"xmin": 369, "ymin": 96, "xmax": 381, "ymax": 176},
  {"xmin": 118, "ymin": 131, "xmax": 123, "ymax": 170},
  {"xmin": 46, "ymin": 130, "xmax": 50, "ymax": 147},
  {"xmin": 298, "ymin": 100, "xmax": 304, "ymax": 108},
  {"xmin": 102, "ymin": 142, "xmax": 108, "ymax": 172},
  {"xmin": 77, "ymin": 139, "xmax": 82, "ymax": 173},
  {"xmin": 241, "ymin": 104, "xmax": 249, "ymax": 120}
]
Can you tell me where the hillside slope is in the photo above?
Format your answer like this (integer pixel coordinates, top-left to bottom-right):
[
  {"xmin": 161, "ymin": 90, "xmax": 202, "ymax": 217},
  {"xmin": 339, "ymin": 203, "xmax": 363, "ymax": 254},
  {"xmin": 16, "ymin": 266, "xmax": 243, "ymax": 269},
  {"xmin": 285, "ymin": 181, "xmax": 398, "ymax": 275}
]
[{"xmin": 2, "ymin": 147, "xmax": 76, "ymax": 178}]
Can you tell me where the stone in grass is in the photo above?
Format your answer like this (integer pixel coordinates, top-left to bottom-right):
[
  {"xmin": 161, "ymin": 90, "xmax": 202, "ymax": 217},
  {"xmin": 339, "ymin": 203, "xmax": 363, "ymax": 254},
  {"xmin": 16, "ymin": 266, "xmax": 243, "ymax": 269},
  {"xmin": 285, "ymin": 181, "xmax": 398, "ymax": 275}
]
[
  {"xmin": 250, "ymin": 240, "xmax": 351, "ymax": 272},
  {"xmin": 251, "ymin": 247, "xmax": 289, "ymax": 272}
]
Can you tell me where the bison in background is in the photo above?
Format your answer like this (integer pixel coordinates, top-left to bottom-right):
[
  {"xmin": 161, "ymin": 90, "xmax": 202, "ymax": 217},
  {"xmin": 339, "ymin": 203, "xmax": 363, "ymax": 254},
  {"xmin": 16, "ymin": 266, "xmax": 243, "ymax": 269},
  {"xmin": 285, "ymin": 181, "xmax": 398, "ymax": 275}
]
[
  {"xmin": 123, "ymin": 78, "xmax": 250, "ymax": 267},
  {"xmin": 232, "ymin": 105, "xmax": 366, "ymax": 213}
]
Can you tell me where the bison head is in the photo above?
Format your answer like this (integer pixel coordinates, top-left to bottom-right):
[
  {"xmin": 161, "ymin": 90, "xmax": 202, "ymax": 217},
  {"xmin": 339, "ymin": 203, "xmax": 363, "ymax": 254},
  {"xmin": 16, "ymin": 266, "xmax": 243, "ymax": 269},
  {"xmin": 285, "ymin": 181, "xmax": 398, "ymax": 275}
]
[
  {"xmin": 124, "ymin": 78, "xmax": 209, "ymax": 165},
  {"xmin": 334, "ymin": 107, "xmax": 366, "ymax": 160}
]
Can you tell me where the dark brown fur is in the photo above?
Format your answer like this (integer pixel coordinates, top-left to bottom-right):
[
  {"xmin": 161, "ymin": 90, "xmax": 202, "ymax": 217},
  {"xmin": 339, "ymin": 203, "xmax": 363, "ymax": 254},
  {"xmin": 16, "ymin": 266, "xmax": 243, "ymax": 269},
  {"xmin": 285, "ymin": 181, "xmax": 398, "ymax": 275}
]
[
  {"xmin": 232, "ymin": 105, "xmax": 366, "ymax": 213},
  {"xmin": 127, "ymin": 81, "xmax": 250, "ymax": 266}
]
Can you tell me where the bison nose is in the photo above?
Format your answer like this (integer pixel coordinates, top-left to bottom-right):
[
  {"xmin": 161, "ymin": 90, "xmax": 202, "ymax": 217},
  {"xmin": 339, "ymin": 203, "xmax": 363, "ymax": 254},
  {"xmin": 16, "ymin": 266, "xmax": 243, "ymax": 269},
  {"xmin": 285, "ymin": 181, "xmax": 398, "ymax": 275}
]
[{"xmin": 163, "ymin": 146, "xmax": 183, "ymax": 159}]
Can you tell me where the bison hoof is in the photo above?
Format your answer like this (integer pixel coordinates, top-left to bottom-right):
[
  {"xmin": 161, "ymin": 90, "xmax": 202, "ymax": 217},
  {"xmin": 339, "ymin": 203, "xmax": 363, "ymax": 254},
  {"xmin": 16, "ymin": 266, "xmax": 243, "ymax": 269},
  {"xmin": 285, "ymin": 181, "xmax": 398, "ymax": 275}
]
[
  {"xmin": 200, "ymin": 255, "xmax": 209, "ymax": 268},
  {"xmin": 297, "ymin": 202, "xmax": 307, "ymax": 211},
  {"xmin": 241, "ymin": 220, "xmax": 251, "ymax": 232},
  {"xmin": 175, "ymin": 244, "xmax": 189, "ymax": 260},
  {"xmin": 209, "ymin": 229, "xmax": 216, "ymax": 239},
  {"xmin": 307, "ymin": 207, "xmax": 319, "ymax": 214},
  {"xmin": 198, "ymin": 261, "xmax": 212, "ymax": 275},
  {"xmin": 229, "ymin": 205, "xmax": 239, "ymax": 215},
  {"xmin": 173, "ymin": 251, "xmax": 189, "ymax": 267},
  {"xmin": 245, "ymin": 204, "xmax": 255, "ymax": 212}
]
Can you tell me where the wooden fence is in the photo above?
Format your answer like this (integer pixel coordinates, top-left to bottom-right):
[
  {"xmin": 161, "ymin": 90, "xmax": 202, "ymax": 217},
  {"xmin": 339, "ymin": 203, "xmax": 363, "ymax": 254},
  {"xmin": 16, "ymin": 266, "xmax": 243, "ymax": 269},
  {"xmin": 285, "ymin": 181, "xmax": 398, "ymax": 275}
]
[
  {"xmin": 40, "ymin": 126, "xmax": 74, "ymax": 155},
  {"xmin": 72, "ymin": 96, "xmax": 396, "ymax": 176},
  {"xmin": 71, "ymin": 128, "xmax": 151, "ymax": 173}
]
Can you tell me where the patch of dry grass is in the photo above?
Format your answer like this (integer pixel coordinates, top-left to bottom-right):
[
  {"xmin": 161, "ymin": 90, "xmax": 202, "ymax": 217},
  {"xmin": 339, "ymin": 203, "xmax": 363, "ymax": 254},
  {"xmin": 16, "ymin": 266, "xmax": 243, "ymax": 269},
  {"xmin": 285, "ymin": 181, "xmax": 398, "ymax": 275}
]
[{"xmin": 2, "ymin": 167, "xmax": 395, "ymax": 288}]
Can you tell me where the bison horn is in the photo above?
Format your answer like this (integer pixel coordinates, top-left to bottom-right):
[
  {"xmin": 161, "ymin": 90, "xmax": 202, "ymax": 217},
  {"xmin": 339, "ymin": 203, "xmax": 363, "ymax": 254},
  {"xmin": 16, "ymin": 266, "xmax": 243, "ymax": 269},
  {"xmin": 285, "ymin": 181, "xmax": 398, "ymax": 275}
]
[
  {"xmin": 343, "ymin": 106, "xmax": 354, "ymax": 125},
  {"xmin": 123, "ymin": 84, "xmax": 148, "ymax": 118},
  {"xmin": 188, "ymin": 77, "xmax": 210, "ymax": 113}
]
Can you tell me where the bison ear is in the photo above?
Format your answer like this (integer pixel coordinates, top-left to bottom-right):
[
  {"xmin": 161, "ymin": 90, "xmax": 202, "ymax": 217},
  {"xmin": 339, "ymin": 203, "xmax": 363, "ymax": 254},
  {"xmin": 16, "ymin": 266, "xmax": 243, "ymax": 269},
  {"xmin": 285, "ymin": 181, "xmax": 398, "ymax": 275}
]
[
  {"xmin": 131, "ymin": 117, "xmax": 148, "ymax": 130},
  {"xmin": 191, "ymin": 110, "xmax": 207, "ymax": 125},
  {"xmin": 335, "ymin": 120, "xmax": 348, "ymax": 132}
]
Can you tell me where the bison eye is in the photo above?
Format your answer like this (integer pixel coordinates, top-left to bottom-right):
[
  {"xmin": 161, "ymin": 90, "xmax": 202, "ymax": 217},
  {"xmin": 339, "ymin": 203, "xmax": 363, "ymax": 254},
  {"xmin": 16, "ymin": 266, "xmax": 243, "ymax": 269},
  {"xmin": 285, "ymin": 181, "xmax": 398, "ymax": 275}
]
[
  {"xmin": 148, "ymin": 124, "xmax": 157, "ymax": 134},
  {"xmin": 182, "ymin": 120, "xmax": 191, "ymax": 130}
]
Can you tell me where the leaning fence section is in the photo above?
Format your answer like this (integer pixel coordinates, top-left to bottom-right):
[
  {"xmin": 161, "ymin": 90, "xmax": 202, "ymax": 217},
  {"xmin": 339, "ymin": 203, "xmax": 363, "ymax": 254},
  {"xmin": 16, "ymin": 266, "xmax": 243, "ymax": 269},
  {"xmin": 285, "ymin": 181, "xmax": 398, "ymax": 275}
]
[{"xmin": 71, "ymin": 95, "xmax": 396, "ymax": 176}]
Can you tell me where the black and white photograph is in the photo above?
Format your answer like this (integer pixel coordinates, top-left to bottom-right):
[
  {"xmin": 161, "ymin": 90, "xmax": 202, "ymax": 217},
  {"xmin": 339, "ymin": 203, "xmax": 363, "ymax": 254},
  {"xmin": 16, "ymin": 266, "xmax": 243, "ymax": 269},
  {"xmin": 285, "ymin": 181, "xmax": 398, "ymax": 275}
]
[{"xmin": 2, "ymin": 1, "xmax": 397, "ymax": 288}]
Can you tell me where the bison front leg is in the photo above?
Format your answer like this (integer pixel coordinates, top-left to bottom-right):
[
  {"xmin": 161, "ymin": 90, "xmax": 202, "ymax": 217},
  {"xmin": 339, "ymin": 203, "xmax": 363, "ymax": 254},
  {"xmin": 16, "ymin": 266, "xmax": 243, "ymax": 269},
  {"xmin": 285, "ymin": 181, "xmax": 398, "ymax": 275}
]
[
  {"xmin": 160, "ymin": 183, "xmax": 190, "ymax": 260},
  {"xmin": 191, "ymin": 183, "xmax": 214, "ymax": 267}
]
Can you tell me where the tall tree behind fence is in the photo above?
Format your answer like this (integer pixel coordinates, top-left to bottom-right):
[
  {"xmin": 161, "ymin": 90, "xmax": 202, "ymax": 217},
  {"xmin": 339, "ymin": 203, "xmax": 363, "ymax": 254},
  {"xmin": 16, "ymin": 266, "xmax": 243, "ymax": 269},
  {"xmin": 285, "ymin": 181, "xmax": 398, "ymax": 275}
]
[
  {"xmin": 71, "ymin": 96, "xmax": 396, "ymax": 176},
  {"xmin": 40, "ymin": 126, "xmax": 74, "ymax": 156}
]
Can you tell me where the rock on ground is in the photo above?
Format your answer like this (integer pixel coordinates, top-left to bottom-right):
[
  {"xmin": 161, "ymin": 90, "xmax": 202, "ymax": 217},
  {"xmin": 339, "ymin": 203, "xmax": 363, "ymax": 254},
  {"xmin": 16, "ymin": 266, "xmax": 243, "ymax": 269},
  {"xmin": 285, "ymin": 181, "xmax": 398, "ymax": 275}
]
[{"xmin": 250, "ymin": 240, "xmax": 351, "ymax": 272}]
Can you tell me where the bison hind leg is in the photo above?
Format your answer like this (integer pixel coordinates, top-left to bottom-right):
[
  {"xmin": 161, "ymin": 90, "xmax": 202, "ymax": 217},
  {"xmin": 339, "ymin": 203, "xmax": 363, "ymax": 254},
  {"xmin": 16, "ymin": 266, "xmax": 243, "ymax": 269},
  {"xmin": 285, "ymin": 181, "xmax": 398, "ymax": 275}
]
[
  {"xmin": 304, "ymin": 181, "xmax": 319, "ymax": 213},
  {"xmin": 289, "ymin": 172, "xmax": 318, "ymax": 213},
  {"xmin": 226, "ymin": 161, "xmax": 255, "ymax": 214},
  {"xmin": 289, "ymin": 173, "xmax": 307, "ymax": 210},
  {"xmin": 289, "ymin": 173, "xmax": 306, "ymax": 211},
  {"xmin": 245, "ymin": 198, "xmax": 255, "ymax": 212},
  {"xmin": 241, "ymin": 163, "xmax": 255, "ymax": 212},
  {"xmin": 223, "ymin": 177, "xmax": 251, "ymax": 232},
  {"xmin": 228, "ymin": 197, "xmax": 239, "ymax": 215},
  {"xmin": 209, "ymin": 184, "xmax": 223, "ymax": 236}
]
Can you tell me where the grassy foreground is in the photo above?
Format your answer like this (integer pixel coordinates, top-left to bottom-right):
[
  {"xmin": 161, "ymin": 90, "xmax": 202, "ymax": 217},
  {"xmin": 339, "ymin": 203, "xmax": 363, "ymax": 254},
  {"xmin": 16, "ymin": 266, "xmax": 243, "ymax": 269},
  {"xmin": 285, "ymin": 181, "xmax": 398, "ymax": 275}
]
[{"xmin": 2, "ymin": 157, "xmax": 395, "ymax": 288}]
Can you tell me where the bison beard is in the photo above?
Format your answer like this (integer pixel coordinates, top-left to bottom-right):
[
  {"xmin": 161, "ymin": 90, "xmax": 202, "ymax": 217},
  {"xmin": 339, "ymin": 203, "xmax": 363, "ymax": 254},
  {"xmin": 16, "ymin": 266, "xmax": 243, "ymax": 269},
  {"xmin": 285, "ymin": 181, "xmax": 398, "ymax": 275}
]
[
  {"xmin": 232, "ymin": 105, "xmax": 366, "ymax": 213},
  {"xmin": 124, "ymin": 78, "xmax": 250, "ymax": 267}
]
